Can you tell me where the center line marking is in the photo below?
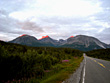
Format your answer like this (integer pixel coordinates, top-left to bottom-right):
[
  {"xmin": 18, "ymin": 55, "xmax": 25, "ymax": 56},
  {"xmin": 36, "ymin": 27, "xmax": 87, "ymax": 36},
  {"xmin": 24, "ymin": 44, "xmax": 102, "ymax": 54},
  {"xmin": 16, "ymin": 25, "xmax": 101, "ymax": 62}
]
[
  {"xmin": 94, "ymin": 60, "xmax": 96, "ymax": 62},
  {"xmin": 98, "ymin": 62, "xmax": 105, "ymax": 68}
]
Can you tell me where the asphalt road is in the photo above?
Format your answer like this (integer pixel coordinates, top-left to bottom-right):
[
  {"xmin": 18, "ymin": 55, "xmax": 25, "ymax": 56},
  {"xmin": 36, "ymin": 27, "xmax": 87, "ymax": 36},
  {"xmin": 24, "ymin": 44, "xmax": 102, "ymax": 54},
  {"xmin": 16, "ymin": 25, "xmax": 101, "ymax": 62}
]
[{"xmin": 83, "ymin": 55, "xmax": 110, "ymax": 83}]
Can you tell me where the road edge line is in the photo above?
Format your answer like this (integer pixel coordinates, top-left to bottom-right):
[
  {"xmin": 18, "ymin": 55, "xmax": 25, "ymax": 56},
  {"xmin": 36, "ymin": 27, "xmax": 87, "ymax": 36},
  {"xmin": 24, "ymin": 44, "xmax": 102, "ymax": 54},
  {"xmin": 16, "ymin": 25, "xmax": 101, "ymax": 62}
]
[{"xmin": 82, "ymin": 58, "xmax": 86, "ymax": 83}]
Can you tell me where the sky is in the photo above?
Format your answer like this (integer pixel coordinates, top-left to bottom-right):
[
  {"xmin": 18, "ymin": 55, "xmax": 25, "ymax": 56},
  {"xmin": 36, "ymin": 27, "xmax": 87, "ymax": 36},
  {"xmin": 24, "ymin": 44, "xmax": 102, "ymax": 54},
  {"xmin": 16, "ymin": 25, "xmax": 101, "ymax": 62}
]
[{"xmin": 0, "ymin": 0, "xmax": 110, "ymax": 44}]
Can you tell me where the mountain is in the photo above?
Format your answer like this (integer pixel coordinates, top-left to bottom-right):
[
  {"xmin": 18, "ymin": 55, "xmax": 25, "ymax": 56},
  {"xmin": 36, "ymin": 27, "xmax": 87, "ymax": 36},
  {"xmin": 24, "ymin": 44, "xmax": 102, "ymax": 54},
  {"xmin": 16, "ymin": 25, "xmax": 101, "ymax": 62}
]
[
  {"xmin": 39, "ymin": 35, "xmax": 59, "ymax": 46},
  {"xmin": 59, "ymin": 39, "xmax": 66, "ymax": 45},
  {"xmin": 108, "ymin": 44, "xmax": 110, "ymax": 48},
  {"xmin": 9, "ymin": 34, "xmax": 110, "ymax": 51},
  {"xmin": 61, "ymin": 35, "xmax": 109, "ymax": 51},
  {"xmin": 9, "ymin": 34, "xmax": 43, "ymax": 47}
]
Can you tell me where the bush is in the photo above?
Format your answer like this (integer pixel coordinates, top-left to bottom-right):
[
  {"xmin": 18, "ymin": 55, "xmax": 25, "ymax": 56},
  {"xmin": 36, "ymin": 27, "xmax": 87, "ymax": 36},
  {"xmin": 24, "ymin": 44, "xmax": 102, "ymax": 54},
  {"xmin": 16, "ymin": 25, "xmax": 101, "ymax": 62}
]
[{"xmin": 0, "ymin": 41, "xmax": 82, "ymax": 82}]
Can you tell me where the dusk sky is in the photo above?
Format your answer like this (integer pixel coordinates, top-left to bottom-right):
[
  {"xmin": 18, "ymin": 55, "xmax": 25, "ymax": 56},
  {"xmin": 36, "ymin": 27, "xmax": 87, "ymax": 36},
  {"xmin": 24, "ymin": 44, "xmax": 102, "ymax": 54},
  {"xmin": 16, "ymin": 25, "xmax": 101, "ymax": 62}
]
[{"xmin": 0, "ymin": 0, "xmax": 110, "ymax": 44}]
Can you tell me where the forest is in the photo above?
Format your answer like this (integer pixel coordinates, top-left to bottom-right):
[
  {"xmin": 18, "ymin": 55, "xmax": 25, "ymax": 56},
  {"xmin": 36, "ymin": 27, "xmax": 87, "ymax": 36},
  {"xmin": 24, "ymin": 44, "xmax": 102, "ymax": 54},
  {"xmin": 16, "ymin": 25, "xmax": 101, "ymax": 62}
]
[
  {"xmin": 0, "ymin": 41, "xmax": 83, "ymax": 83},
  {"xmin": 86, "ymin": 48, "xmax": 110, "ymax": 61}
]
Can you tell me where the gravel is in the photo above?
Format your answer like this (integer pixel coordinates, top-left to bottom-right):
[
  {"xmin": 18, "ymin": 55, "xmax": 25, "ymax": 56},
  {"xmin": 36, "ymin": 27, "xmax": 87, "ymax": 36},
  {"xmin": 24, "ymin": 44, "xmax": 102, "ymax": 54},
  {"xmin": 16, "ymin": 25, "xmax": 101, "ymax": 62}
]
[{"xmin": 62, "ymin": 59, "xmax": 84, "ymax": 83}]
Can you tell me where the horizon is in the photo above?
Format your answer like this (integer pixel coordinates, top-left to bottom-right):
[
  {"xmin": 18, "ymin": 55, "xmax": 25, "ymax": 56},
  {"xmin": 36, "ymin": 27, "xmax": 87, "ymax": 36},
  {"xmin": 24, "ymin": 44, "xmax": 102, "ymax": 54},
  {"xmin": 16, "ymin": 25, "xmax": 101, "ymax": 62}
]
[
  {"xmin": 3, "ymin": 34, "xmax": 109, "ymax": 44},
  {"xmin": 0, "ymin": 0, "xmax": 110, "ymax": 44}
]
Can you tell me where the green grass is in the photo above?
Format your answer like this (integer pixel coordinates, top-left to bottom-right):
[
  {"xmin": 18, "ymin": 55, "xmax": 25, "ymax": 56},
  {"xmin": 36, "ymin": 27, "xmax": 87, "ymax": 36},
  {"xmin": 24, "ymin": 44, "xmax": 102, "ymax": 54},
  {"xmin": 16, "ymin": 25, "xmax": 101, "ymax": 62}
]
[{"xmin": 40, "ymin": 56, "xmax": 84, "ymax": 83}]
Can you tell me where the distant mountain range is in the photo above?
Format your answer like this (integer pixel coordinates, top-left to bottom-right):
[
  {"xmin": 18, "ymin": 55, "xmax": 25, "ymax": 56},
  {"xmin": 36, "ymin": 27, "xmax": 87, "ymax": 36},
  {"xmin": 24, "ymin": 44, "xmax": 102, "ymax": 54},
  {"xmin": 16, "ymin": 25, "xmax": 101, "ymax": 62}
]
[{"xmin": 8, "ymin": 34, "xmax": 110, "ymax": 51}]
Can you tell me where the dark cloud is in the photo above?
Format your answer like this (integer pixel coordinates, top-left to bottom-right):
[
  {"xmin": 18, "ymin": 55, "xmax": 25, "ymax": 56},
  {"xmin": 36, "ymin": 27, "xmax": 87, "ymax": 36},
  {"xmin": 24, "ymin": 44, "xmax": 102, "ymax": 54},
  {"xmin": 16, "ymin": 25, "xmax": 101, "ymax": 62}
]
[{"xmin": 19, "ymin": 21, "xmax": 44, "ymax": 32}]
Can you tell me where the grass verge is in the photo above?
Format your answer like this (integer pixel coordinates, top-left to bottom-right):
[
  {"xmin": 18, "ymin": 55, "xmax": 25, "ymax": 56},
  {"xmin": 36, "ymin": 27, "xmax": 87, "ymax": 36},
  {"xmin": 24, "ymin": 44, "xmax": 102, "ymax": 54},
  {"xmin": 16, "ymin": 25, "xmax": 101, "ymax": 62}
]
[{"xmin": 40, "ymin": 56, "xmax": 84, "ymax": 83}]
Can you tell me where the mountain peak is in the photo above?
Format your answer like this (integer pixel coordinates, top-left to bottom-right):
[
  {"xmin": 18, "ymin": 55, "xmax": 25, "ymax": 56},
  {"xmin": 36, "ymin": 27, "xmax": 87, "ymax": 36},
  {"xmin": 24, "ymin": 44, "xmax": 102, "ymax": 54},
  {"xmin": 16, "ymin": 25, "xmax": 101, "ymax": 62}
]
[
  {"xmin": 19, "ymin": 34, "xmax": 27, "ymax": 37},
  {"xmin": 69, "ymin": 36, "xmax": 74, "ymax": 38},
  {"xmin": 39, "ymin": 35, "xmax": 49, "ymax": 40},
  {"xmin": 9, "ymin": 34, "xmax": 39, "ymax": 46}
]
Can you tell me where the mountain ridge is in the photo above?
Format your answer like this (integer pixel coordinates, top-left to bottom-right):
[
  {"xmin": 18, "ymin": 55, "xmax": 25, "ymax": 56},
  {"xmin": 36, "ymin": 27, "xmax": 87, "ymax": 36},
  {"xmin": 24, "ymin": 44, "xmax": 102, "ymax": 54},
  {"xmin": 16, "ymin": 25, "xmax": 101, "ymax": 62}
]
[{"xmin": 8, "ymin": 34, "xmax": 110, "ymax": 51}]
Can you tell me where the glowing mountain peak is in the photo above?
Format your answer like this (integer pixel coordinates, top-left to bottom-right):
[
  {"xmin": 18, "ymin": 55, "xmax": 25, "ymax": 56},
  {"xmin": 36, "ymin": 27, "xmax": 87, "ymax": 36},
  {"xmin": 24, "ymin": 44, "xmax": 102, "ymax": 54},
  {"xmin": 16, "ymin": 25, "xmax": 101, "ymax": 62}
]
[
  {"xmin": 19, "ymin": 34, "xmax": 27, "ymax": 37},
  {"xmin": 70, "ymin": 36, "xmax": 74, "ymax": 38},
  {"xmin": 39, "ymin": 35, "xmax": 49, "ymax": 40}
]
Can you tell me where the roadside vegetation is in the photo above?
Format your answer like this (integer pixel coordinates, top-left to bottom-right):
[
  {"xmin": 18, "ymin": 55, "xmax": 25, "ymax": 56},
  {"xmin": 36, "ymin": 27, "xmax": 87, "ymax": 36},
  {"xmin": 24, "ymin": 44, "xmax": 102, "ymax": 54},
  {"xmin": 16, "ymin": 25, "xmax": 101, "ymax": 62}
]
[
  {"xmin": 86, "ymin": 48, "xmax": 110, "ymax": 61},
  {"xmin": 40, "ymin": 56, "xmax": 83, "ymax": 83},
  {"xmin": 0, "ymin": 41, "xmax": 83, "ymax": 83}
]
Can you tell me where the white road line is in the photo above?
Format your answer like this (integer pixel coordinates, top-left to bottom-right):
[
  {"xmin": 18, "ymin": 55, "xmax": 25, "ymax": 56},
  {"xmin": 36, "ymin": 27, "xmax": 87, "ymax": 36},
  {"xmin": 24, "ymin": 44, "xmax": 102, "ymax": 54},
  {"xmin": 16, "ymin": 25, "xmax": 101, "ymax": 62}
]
[{"xmin": 82, "ymin": 58, "xmax": 86, "ymax": 83}]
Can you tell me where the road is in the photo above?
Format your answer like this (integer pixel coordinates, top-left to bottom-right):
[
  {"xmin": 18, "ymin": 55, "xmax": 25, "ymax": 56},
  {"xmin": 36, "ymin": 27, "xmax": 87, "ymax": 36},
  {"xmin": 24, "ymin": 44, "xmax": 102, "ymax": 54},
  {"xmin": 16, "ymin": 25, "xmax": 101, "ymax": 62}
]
[{"xmin": 83, "ymin": 55, "xmax": 110, "ymax": 83}]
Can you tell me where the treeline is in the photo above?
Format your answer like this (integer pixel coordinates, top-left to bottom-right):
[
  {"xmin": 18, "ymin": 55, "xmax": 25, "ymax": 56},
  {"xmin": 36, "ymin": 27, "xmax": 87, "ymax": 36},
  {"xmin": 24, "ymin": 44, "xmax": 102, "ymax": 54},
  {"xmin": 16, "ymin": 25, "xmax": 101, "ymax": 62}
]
[
  {"xmin": 86, "ymin": 48, "xmax": 110, "ymax": 60},
  {"xmin": 0, "ymin": 41, "xmax": 82, "ymax": 82}
]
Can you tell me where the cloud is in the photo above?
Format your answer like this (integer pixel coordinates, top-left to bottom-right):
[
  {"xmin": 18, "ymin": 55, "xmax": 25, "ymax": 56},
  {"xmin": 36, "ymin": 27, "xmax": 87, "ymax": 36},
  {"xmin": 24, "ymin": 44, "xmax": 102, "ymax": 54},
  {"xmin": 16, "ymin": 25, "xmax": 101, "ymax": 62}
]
[
  {"xmin": 9, "ymin": 0, "xmax": 103, "ymax": 20},
  {"xmin": 0, "ymin": 9, "xmax": 37, "ymax": 40},
  {"xmin": 39, "ymin": 16, "xmax": 90, "ymax": 25},
  {"xmin": 19, "ymin": 21, "xmax": 44, "ymax": 32},
  {"xmin": 0, "ymin": 9, "xmax": 18, "ymax": 33},
  {"xmin": 0, "ymin": 0, "xmax": 34, "ymax": 12},
  {"xmin": 99, "ymin": 0, "xmax": 110, "ymax": 8},
  {"xmin": 95, "ymin": 28, "xmax": 110, "ymax": 44},
  {"xmin": 0, "ymin": 0, "xmax": 110, "ymax": 44}
]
